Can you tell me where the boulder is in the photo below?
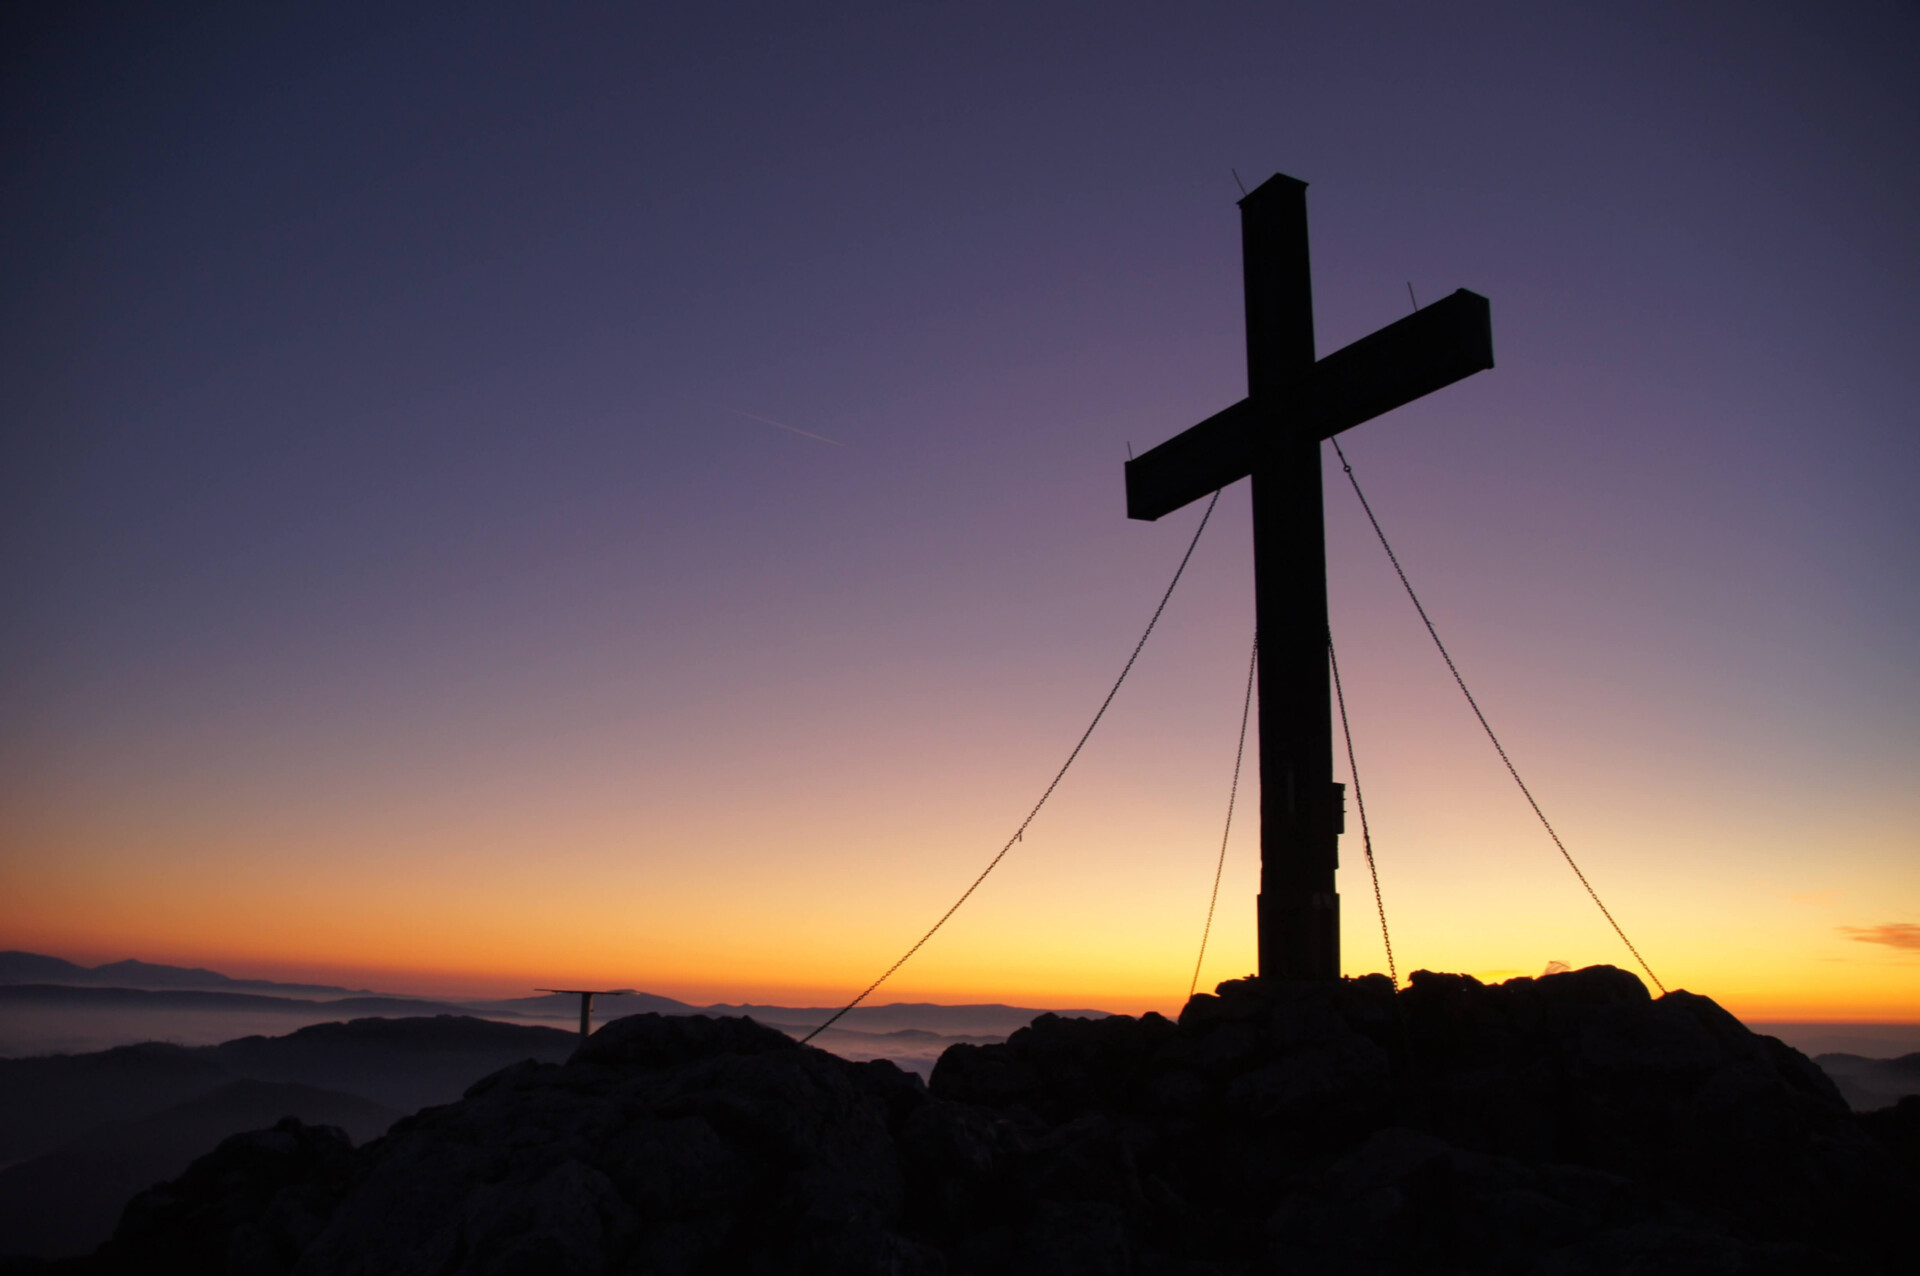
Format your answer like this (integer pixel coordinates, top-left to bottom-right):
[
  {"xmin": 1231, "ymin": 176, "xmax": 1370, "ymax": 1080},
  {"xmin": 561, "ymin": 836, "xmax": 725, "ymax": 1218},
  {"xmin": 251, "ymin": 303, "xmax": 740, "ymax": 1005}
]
[{"xmin": 96, "ymin": 1117, "xmax": 358, "ymax": 1275}]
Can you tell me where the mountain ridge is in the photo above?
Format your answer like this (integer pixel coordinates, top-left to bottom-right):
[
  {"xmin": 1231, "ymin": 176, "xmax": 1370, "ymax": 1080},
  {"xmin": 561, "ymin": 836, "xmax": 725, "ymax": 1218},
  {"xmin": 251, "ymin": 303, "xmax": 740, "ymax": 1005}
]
[
  {"xmin": 0, "ymin": 1015, "xmax": 582, "ymax": 1259},
  {"xmin": 0, "ymin": 951, "xmax": 1120, "ymax": 1046},
  {"xmin": 0, "ymin": 1079, "xmax": 399, "ymax": 1258},
  {"xmin": 0, "ymin": 952, "xmax": 375, "ymax": 998},
  {"xmin": 53, "ymin": 967, "xmax": 1920, "ymax": 1274}
]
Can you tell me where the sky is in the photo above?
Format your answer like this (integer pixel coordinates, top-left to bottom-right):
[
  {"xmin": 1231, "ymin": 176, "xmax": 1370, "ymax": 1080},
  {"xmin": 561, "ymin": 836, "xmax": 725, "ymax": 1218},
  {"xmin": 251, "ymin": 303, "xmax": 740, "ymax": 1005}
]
[{"xmin": 3, "ymin": 1, "xmax": 1915, "ymax": 1020}]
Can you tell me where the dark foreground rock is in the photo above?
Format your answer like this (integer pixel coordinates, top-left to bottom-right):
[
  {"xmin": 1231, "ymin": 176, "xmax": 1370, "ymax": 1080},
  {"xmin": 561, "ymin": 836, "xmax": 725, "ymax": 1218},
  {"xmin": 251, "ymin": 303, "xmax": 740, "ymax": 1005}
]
[
  {"xmin": 50, "ymin": 967, "xmax": 1919, "ymax": 1274},
  {"xmin": 0, "ymin": 1080, "xmax": 396, "ymax": 1259}
]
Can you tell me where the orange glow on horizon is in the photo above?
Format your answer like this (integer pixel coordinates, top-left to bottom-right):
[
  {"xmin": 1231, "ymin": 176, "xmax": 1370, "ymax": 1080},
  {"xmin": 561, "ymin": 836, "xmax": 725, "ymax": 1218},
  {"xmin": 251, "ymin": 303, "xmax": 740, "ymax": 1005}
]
[{"xmin": 4, "ymin": 488, "xmax": 1913, "ymax": 1026}]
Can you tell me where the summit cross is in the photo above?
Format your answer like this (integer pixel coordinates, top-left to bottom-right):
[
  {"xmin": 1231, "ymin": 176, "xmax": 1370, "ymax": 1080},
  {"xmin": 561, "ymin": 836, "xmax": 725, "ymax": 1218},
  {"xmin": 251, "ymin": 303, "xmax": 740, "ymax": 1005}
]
[{"xmin": 1125, "ymin": 172, "xmax": 1494, "ymax": 981}]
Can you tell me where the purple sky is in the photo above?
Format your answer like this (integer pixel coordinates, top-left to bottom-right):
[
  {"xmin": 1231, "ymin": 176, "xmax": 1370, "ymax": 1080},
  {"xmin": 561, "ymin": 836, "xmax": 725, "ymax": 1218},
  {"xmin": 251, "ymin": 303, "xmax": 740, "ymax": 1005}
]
[{"xmin": 3, "ymin": 2, "xmax": 1915, "ymax": 1014}]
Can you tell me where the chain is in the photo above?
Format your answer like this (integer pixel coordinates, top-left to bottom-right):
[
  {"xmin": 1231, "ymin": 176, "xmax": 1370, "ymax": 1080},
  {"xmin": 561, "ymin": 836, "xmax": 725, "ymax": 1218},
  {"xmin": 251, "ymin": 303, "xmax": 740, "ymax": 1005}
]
[
  {"xmin": 1189, "ymin": 634, "xmax": 1258, "ymax": 1000},
  {"xmin": 802, "ymin": 488, "xmax": 1225, "ymax": 1044},
  {"xmin": 1330, "ymin": 633, "xmax": 1396, "ymax": 985},
  {"xmin": 1330, "ymin": 438, "xmax": 1664, "ymax": 994}
]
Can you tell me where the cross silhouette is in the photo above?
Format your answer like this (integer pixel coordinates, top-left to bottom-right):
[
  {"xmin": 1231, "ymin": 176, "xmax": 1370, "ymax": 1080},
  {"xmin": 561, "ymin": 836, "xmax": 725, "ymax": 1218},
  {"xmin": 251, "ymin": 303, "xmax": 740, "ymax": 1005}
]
[{"xmin": 1125, "ymin": 173, "xmax": 1493, "ymax": 980}]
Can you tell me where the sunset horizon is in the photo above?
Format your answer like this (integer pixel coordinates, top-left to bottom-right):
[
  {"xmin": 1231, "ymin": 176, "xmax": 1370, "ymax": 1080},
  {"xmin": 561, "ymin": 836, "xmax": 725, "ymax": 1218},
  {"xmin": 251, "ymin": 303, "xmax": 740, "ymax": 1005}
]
[
  {"xmin": 5, "ymin": 3, "xmax": 1913, "ymax": 1055},
  {"xmin": 9, "ymin": 935, "xmax": 1914, "ymax": 1026}
]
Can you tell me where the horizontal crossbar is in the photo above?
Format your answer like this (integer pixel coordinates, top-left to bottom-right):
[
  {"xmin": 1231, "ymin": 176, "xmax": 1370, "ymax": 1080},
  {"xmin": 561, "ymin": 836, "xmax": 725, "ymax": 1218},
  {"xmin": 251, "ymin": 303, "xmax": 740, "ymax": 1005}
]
[{"xmin": 1125, "ymin": 289, "xmax": 1493, "ymax": 521}]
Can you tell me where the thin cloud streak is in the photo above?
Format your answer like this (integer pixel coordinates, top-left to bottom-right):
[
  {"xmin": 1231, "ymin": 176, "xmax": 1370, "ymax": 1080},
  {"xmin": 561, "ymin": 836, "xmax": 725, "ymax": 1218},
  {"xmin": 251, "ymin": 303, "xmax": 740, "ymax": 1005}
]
[
  {"xmin": 729, "ymin": 409, "xmax": 844, "ymax": 447},
  {"xmin": 1837, "ymin": 924, "xmax": 1920, "ymax": 951}
]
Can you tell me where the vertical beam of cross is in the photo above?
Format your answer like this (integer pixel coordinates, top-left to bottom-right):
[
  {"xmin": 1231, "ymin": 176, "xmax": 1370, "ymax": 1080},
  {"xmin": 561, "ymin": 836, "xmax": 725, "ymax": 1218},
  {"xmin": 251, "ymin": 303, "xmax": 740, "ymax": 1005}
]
[{"xmin": 1242, "ymin": 178, "xmax": 1341, "ymax": 981}]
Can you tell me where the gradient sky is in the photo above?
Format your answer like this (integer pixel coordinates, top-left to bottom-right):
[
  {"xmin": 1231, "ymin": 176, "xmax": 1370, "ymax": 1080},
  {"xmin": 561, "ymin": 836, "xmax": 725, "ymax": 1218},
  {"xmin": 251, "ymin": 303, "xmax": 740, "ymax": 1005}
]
[{"xmin": 4, "ymin": 2, "xmax": 1915, "ymax": 1019}]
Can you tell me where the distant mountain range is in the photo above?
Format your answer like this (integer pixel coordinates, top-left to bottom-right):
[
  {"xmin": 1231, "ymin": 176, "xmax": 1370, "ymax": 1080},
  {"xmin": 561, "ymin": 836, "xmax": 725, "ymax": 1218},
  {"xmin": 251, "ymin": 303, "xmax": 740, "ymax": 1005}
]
[
  {"xmin": 0, "ymin": 951, "xmax": 378, "ymax": 997},
  {"xmin": 1818, "ymin": 1052, "xmax": 1920, "ymax": 1113},
  {"xmin": 0, "ymin": 983, "xmax": 493, "ymax": 1018},
  {"xmin": 1, "ymin": 950, "xmax": 1117, "ymax": 1041},
  {"xmin": 464, "ymin": 993, "xmax": 1115, "ymax": 1037}
]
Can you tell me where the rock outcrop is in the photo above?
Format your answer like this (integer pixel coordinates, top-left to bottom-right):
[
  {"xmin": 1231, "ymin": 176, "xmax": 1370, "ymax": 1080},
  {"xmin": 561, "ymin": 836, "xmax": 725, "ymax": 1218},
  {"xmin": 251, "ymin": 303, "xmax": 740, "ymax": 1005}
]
[
  {"xmin": 59, "ymin": 968, "xmax": 1918, "ymax": 1274},
  {"xmin": 0, "ymin": 1080, "xmax": 395, "ymax": 1260}
]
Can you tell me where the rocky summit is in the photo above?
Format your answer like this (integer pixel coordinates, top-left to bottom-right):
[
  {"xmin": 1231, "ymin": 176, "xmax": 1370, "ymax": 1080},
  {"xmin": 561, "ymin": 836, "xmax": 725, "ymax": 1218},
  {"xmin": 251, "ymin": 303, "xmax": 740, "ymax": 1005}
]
[{"xmin": 53, "ymin": 967, "xmax": 1919, "ymax": 1274}]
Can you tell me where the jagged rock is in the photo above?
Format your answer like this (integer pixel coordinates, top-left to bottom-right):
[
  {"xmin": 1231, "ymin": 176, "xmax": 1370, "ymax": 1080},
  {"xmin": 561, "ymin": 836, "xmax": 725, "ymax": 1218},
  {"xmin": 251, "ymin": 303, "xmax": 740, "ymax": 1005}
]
[
  {"xmin": 95, "ymin": 1117, "xmax": 358, "ymax": 1275},
  {"xmin": 63, "ymin": 973, "xmax": 1920, "ymax": 1274},
  {"xmin": 1263, "ymin": 1126, "xmax": 1844, "ymax": 1275},
  {"xmin": 569, "ymin": 1012, "xmax": 795, "ymax": 1069},
  {"xmin": 0, "ymin": 1077, "xmax": 398, "ymax": 1261},
  {"xmin": 295, "ymin": 1033, "xmax": 929, "ymax": 1275},
  {"xmin": 1857, "ymin": 1092, "xmax": 1920, "ymax": 1179},
  {"xmin": 926, "ymin": 966, "xmax": 1913, "ymax": 1270}
]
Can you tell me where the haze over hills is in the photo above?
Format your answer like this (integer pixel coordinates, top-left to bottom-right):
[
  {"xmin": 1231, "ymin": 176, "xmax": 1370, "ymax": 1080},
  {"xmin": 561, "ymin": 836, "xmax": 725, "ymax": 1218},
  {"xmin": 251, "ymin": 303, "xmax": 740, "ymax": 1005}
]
[
  {"xmin": 1, "ymin": 960, "xmax": 1917, "ymax": 1263},
  {"xmin": 702, "ymin": 1001, "xmax": 1116, "ymax": 1036},
  {"xmin": 0, "ymin": 1079, "xmax": 400, "ymax": 1258},
  {"xmin": 0, "ymin": 1007, "xmax": 1015, "ymax": 1260},
  {"xmin": 0, "ymin": 952, "xmax": 1122, "ymax": 1059},
  {"xmin": 34, "ymin": 970, "xmax": 1920, "ymax": 1274},
  {"xmin": 0, "ymin": 1016, "xmax": 581, "ymax": 1166},
  {"xmin": 1818, "ymin": 1053, "xmax": 1920, "ymax": 1114},
  {"xmin": 9, "ymin": 951, "xmax": 1920, "ymax": 1061},
  {"xmin": 0, "ymin": 984, "xmax": 527, "ymax": 1057},
  {"xmin": 0, "ymin": 1015, "xmax": 579, "ymax": 1259}
]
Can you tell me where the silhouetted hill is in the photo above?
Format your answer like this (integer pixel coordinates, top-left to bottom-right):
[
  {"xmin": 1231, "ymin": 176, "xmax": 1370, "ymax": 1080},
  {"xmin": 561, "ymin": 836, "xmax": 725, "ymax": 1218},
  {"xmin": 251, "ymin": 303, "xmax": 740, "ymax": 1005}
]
[
  {"xmin": 0, "ymin": 985, "xmax": 477, "ymax": 1017},
  {"xmin": 0, "ymin": 1042, "xmax": 231, "ymax": 1166},
  {"xmin": 0, "ymin": 1015, "xmax": 575, "ymax": 1167},
  {"xmin": 456, "ymin": 994, "xmax": 1111, "ymax": 1039},
  {"xmin": 0, "ymin": 1012, "xmax": 581, "ymax": 1259},
  {"xmin": 707, "ymin": 1000, "xmax": 1114, "ymax": 1036},
  {"xmin": 464, "ymin": 991, "xmax": 700, "ymax": 1017},
  {"xmin": 0, "ymin": 953, "xmax": 1124, "ymax": 1059},
  {"xmin": 57, "ymin": 967, "xmax": 1920, "ymax": 1274},
  {"xmin": 1816, "ymin": 1051, "xmax": 1920, "ymax": 1111},
  {"xmin": 204, "ymin": 1015, "xmax": 579, "ymax": 1113},
  {"xmin": 1859, "ymin": 1094, "xmax": 1920, "ymax": 1179},
  {"xmin": 0, "ymin": 952, "xmax": 372, "ymax": 997},
  {"xmin": 1748, "ymin": 1020, "xmax": 1920, "ymax": 1058},
  {"xmin": 0, "ymin": 953, "xmax": 89, "ymax": 983},
  {"xmin": 0, "ymin": 1080, "xmax": 397, "ymax": 1259},
  {"xmin": 775, "ymin": 1023, "xmax": 1006, "ymax": 1079}
]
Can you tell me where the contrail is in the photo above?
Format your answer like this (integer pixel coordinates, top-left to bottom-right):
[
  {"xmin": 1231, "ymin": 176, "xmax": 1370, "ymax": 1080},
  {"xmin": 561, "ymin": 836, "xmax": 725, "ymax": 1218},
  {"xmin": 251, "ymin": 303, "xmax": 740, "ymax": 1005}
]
[{"xmin": 729, "ymin": 408, "xmax": 844, "ymax": 447}]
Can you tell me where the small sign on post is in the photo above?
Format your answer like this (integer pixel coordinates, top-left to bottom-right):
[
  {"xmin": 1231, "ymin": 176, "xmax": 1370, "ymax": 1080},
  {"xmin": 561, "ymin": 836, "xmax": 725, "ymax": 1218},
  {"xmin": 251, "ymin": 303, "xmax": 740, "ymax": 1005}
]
[{"xmin": 536, "ymin": 988, "xmax": 635, "ymax": 1041}]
